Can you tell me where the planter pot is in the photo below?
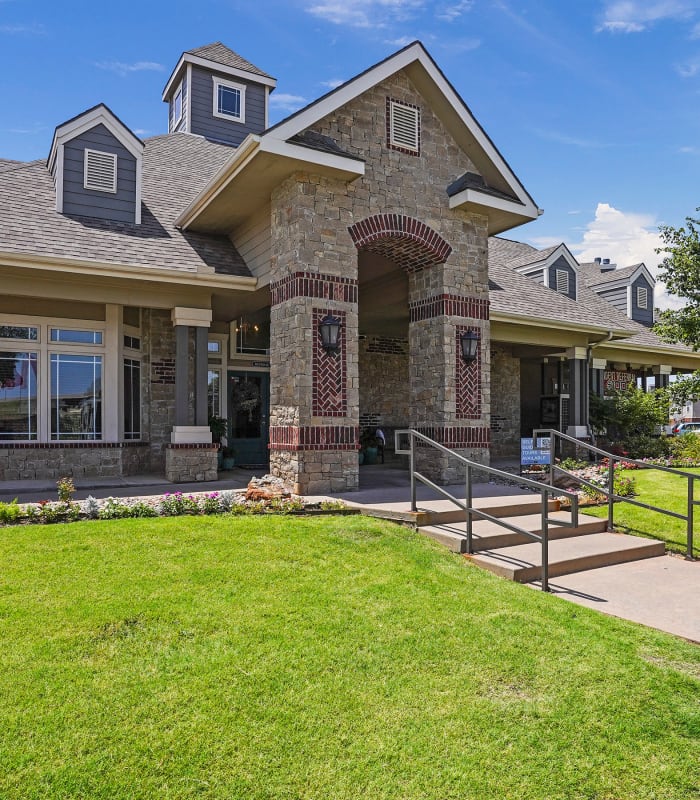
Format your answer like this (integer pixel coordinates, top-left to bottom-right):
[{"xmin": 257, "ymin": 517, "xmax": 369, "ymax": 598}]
[
  {"xmin": 222, "ymin": 457, "xmax": 236, "ymax": 470},
  {"xmin": 358, "ymin": 451, "xmax": 365, "ymax": 465},
  {"xmin": 363, "ymin": 446, "xmax": 378, "ymax": 465},
  {"xmin": 217, "ymin": 450, "xmax": 224, "ymax": 469}
]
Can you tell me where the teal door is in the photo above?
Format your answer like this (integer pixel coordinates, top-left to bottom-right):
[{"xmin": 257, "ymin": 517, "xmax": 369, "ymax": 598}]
[{"xmin": 228, "ymin": 371, "xmax": 270, "ymax": 467}]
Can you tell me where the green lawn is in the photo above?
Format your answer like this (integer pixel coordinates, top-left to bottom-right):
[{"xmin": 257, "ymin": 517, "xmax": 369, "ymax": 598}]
[
  {"xmin": 585, "ymin": 467, "xmax": 700, "ymax": 557},
  {"xmin": 1, "ymin": 516, "xmax": 698, "ymax": 800}
]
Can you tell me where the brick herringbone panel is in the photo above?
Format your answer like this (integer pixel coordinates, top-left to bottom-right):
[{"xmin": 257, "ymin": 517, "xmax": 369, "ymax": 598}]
[
  {"xmin": 348, "ymin": 214, "xmax": 452, "ymax": 272},
  {"xmin": 456, "ymin": 326, "xmax": 481, "ymax": 419},
  {"xmin": 312, "ymin": 308, "xmax": 347, "ymax": 416}
]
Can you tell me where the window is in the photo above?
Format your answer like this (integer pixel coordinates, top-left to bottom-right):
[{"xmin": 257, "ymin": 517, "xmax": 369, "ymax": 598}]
[
  {"xmin": 0, "ymin": 325, "xmax": 38, "ymax": 341},
  {"xmin": 51, "ymin": 328, "xmax": 102, "ymax": 345},
  {"xmin": 556, "ymin": 269, "xmax": 570, "ymax": 294},
  {"xmin": 208, "ymin": 341, "xmax": 221, "ymax": 354},
  {"xmin": 387, "ymin": 98, "xmax": 420, "ymax": 154},
  {"xmin": 213, "ymin": 77, "xmax": 246, "ymax": 122},
  {"xmin": 208, "ymin": 369, "xmax": 221, "ymax": 418},
  {"xmin": 173, "ymin": 83, "xmax": 183, "ymax": 127},
  {"xmin": 0, "ymin": 351, "xmax": 37, "ymax": 440},
  {"xmin": 123, "ymin": 358, "xmax": 141, "ymax": 440},
  {"xmin": 50, "ymin": 354, "xmax": 102, "ymax": 440},
  {"xmin": 637, "ymin": 285, "xmax": 649, "ymax": 309},
  {"xmin": 84, "ymin": 149, "xmax": 117, "ymax": 193},
  {"xmin": 123, "ymin": 334, "xmax": 140, "ymax": 351}
]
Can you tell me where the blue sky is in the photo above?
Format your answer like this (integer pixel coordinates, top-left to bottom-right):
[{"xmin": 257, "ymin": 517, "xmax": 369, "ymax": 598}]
[{"xmin": 2, "ymin": 0, "xmax": 700, "ymax": 305}]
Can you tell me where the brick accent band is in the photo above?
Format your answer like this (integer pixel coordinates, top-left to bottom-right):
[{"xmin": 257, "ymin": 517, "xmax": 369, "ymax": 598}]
[
  {"xmin": 166, "ymin": 444, "xmax": 218, "ymax": 450},
  {"xmin": 270, "ymin": 272, "xmax": 358, "ymax": 306},
  {"xmin": 269, "ymin": 426, "xmax": 359, "ymax": 451},
  {"xmin": 0, "ymin": 441, "xmax": 148, "ymax": 450},
  {"xmin": 414, "ymin": 426, "xmax": 490, "ymax": 448},
  {"xmin": 409, "ymin": 294, "xmax": 489, "ymax": 322},
  {"xmin": 348, "ymin": 213, "xmax": 452, "ymax": 273}
]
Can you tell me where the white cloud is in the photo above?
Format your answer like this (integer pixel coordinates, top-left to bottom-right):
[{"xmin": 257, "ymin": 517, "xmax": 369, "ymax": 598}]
[
  {"xmin": 0, "ymin": 23, "xmax": 45, "ymax": 34},
  {"xmin": 679, "ymin": 144, "xmax": 700, "ymax": 153},
  {"xmin": 385, "ymin": 35, "xmax": 415, "ymax": 47},
  {"xmin": 320, "ymin": 78, "xmax": 344, "ymax": 89},
  {"xmin": 568, "ymin": 202, "xmax": 684, "ymax": 309},
  {"xmin": 269, "ymin": 93, "xmax": 307, "ymax": 112},
  {"xmin": 94, "ymin": 60, "xmax": 164, "ymax": 77},
  {"xmin": 529, "ymin": 127, "xmax": 611, "ymax": 148},
  {"xmin": 438, "ymin": 36, "xmax": 480, "ymax": 53},
  {"xmin": 306, "ymin": 0, "xmax": 424, "ymax": 28},
  {"xmin": 598, "ymin": 0, "xmax": 700, "ymax": 33},
  {"xmin": 436, "ymin": 1, "xmax": 473, "ymax": 22}
]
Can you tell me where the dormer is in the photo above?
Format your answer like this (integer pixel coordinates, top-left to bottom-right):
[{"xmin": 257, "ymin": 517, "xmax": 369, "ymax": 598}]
[
  {"xmin": 162, "ymin": 42, "xmax": 276, "ymax": 147},
  {"xmin": 47, "ymin": 104, "xmax": 144, "ymax": 224},
  {"xmin": 511, "ymin": 243, "xmax": 579, "ymax": 300},
  {"xmin": 584, "ymin": 261, "xmax": 656, "ymax": 327}
]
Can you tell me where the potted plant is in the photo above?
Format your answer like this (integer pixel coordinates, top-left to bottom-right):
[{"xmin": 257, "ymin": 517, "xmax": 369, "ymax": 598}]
[
  {"xmin": 209, "ymin": 415, "xmax": 228, "ymax": 468},
  {"xmin": 221, "ymin": 446, "xmax": 236, "ymax": 470},
  {"xmin": 360, "ymin": 430, "xmax": 379, "ymax": 465}
]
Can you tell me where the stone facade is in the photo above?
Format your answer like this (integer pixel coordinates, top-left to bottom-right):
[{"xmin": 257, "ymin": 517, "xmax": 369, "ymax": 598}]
[
  {"xmin": 268, "ymin": 69, "xmax": 491, "ymax": 492},
  {"xmin": 490, "ymin": 344, "xmax": 521, "ymax": 458},
  {"xmin": 358, "ymin": 336, "xmax": 409, "ymax": 435},
  {"xmin": 0, "ymin": 443, "xmax": 149, "ymax": 481},
  {"xmin": 143, "ymin": 308, "xmax": 176, "ymax": 472},
  {"xmin": 164, "ymin": 444, "xmax": 218, "ymax": 483}
]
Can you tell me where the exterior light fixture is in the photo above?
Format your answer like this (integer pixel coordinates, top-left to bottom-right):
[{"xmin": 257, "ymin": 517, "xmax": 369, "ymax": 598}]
[
  {"xmin": 319, "ymin": 314, "xmax": 342, "ymax": 352},
  {"xmin": 460, "ymin": 330, "xmax": 480, "ymax": 363}
]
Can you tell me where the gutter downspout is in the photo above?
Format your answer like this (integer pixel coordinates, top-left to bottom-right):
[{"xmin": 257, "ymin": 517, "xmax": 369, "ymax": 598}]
[{"xmin": 586, "ymin": 331, "xmax": 614, "ymax": 442}]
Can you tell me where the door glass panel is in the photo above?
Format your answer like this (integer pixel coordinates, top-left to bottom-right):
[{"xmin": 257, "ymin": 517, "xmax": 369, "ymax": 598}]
[{"xmin": 230, "ymin": 374, "xmax": 263, "ymax": 438}]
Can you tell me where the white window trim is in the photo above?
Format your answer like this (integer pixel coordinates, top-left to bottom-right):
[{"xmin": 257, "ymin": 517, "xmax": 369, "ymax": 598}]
[
  {"xmin": 84, "ymin": 148, "xmax": 118, "ymax": 194},
  {"xmin": 0, "ymin": 313, "xmax": 110, "ymax": 443},
  {"xmin": 173, "ymin": 81, "xmax": 184, "ymax": 128},
  {"xmin": 212, "ymin": 76, "xmax": 246, "ymax": 123},
  {"xmin": 208, "ymin": 334, "xmax": 228, "ymax": 421}
]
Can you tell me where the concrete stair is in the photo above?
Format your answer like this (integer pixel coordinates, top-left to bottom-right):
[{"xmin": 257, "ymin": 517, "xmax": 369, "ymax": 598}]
[{"xmin": 417, "ymin": 496, "xmax": 665, "ymax": 583}]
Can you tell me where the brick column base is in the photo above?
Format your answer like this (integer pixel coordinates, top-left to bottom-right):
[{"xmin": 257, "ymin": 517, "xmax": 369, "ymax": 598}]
[{"xmin": 165, "ymin": 444, "xmax": 218, "ymax": 483}]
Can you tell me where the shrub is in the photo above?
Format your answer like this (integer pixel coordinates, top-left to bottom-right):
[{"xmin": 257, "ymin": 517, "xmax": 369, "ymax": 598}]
[
  {"xmin": 319, "ymin": 500, "xmax": 348, "ymax": 511},
  {"xmin": 84, "ymin": 496, "xmax": 100, "ymax": 520},
  {"xmin": 668, "ymin": 432, "xmax": 700, "ymax": 465},
  {"xmin": 56, "ymin": 477, "xmax": 76, "ymax": 503},
  {"xmin": 159, "ymin": 492, "xmax": 200, "ymax": 516},
  {"xmin": 0, "ymin": 499, "xmax": 22, "ymax": 525},
  {"xmin": 201, "ymin": 492, "xmax": 222, "ymax": 515},
  {"xmin": 218, "ymin": 490, "xmax": 237, "ymax": 512},
  {"xmin": 38, "ymin": 501, "xmax": 80, "ymax": 524},
  {"xmin": 583, "ymin": 468, "xmax": 636, "ymax": 500}
]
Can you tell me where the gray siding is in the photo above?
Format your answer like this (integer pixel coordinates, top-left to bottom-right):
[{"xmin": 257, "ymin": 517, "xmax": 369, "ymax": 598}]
[
  {"xmin": 631, "ymin": 275, "xmax": 654, "ymax": 327},
  {"xmin": 189, "ymin": 65, "xmax": 266, "ymax": 145},
  {"xmin": 169, "ymin": 73, "xmax": 188, "ymax": 133},
  {"xmin": 548, "ymin": 255, "xmax": 576, "ymax": 300},
  {"xmin": 232, "ymin": 203, "xmax": 271, "ymax": 284},
  {"xmin": 598, "ymin": 286, "xmax": 628, "ymax": 314},
  {"xmin": 62, "ymin": 124, "xmax": 137, "ymax": 224}
]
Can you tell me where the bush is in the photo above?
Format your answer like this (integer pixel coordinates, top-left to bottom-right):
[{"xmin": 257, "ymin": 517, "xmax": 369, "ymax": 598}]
[
  {"xmin": 0, "ymin": 499, "xmax": 22, "ymax": 525},
  {"xmin": 159, "ymin": 492, "xmax": 200, "ymax": 516},
  {"xmin": 38, "ymin": 501, "xmax": 81, "ymax": 524},
  {"xmin": 56, "ymin": 476, "xmax": 76, "ymax": 503},
  {"xmin": 582, "ymin": 468, "xmax": 636, "ymax": 501},
  {"xmin": 668, "ymin": 432, "xmax": 700, "ymax": 465}
]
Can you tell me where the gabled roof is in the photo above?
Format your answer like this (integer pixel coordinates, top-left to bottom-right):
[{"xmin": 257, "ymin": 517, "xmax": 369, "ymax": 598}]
[
  {"xmin": 162, "ymin": 42, "xmax": 277, "ymax": 101},
  {"xmin": 178, "ymin": 41, "xmax": 541, "ymax": 235},
  {"xmin": 581, "ymin": 261, "xmax": 655, "ymax": 289}
]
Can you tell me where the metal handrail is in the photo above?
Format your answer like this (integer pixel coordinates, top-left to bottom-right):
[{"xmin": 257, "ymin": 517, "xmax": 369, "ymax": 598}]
[
  {"xmin": 533, "ymin": 428, "xmax": 698, "ymax": 560},
  {"xmin": 395, "ymin": 429, "xmax": 580, "ymax": 591}
]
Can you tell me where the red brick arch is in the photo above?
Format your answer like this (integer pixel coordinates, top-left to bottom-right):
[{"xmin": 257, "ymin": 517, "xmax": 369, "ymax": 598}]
[{"xmin": 347, "ymin": 214, "xmax": 452, "ymax": 273}]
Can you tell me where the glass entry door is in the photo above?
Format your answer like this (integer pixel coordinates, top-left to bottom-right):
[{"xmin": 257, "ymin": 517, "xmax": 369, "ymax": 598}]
[{"xmin": 228, "ymin": 371, "xmax": 270, "ymax": 467}]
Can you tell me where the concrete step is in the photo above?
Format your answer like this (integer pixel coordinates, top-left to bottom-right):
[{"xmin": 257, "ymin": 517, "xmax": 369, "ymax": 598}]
[
  {"xmin": 419, "ymin": 510, "xmax": 607, "ymax": 554},
  {"xmin": 424, "ymin": 495, "xmax": 560, "ymax": 526},
  {"xmin": 468, "ymin": 532, "xmax": 665, "ymax": 583}
]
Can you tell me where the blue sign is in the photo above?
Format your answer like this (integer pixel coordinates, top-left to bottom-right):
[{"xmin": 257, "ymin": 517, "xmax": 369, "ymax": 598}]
[{"xmin": 520, "ymin": 437, "xmax": 551, "ymax": 466}]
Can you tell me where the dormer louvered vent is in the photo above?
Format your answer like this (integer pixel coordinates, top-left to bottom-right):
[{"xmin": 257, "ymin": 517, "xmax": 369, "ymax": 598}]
[
  {"xmin": 387, "ymin": 98, "xmax": 420, "ymax": 154},
  {"xmin": 84, "ymin": 149, "xmax": 117, "ymax": 193},
  {"xmin": 556, "ymin": 268, "xmax": 570, "ymax": 294},
  {"xmin": 637, "ymin": 285, "xmax": 648, "ymax": 309}
]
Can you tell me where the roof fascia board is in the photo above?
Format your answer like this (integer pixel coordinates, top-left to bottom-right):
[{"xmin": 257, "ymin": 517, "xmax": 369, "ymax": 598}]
[
  {"xmin": 49, "ymin": 106, "xmax": 144, "ymax": 170},
  {"xmin": 163, "ymin": 53, "xmax": 277, "ymax": 100},
  {"xmin": 0, "ymin": 251, "xmax": 258, "ymax": 291},
  {"xmin": 269, "ymin": 42, "xmax": 538, "ymax": 218},
  {"xmin": 601, "ymin": 339, "xmax": 698, "ymax": 359},
  {"xmin": 259, "ymin": 137, "xmax": 365, "ymax": 174},
  {"xmin": 490, "ymin": 309, "xmax": 632, "ymax": 338},
  {"xmin": 448, "ymin": 187, "xmax": 535, "ymax": 220}
]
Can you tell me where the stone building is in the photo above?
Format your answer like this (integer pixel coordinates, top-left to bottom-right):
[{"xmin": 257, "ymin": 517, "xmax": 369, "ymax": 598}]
[{"xmin": 1, "ymin": 41, "xmax": 698, "ymax": 491}]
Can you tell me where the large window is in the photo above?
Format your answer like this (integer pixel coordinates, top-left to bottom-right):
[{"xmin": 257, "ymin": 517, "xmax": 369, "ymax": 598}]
[
  {"xmin": 213, "ymin": 77, "xmax": 245, "ymax": 122},
  {"xmin": 0, "ymin": 351, "xmax": 37, "ymax": 440},
  {"xmin": 50, "ymin": 354, "xmax": 102, "ymax": 440}
]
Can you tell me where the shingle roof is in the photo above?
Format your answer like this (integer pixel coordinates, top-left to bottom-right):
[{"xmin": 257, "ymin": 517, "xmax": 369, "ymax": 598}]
[
  {"xmin": 446, "ymin": 171, "xmax": 521, "ymax": 204},
  {"xmin": 287, "ymin": 130, "xmax": 364, "ymax": 161},
  {"xmin": 580, "ymin": 262, "xmax": 644, "ymax": 287},
  {"xmin": 0, "ymin": 133, "xmax": 250, "ymax": 276},
  {"xmin": 186, "ymin": 42, "xmax": 274, "ymax": 80}
]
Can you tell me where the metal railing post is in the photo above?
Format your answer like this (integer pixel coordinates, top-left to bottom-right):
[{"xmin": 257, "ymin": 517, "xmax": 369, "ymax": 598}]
[
  {"xmin": 409, "ymin": 431, "xmax": 417, "ymax": 512},
  {"xmin": 541, "ymin": 489, "xmax": 549, "ymax": 592},
  {"xmin": 687, "ymin": 475, "xmax": 694, "ymax": 560},
  {"xmin": 607, "ymin": 455, "xmax": 615, "ymax": 531},
  {"xmin": 466, "ymin": 464, "xmax": 473, "ymax": 554}
]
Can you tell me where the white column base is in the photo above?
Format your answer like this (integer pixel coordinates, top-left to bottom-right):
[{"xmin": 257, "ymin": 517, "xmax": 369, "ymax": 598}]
[
  {"xmin": 566, "ymin": 425, "xmax": 589, "ymax": 438},
  {"xmin": 170, "ymin": 426, "xmax": 213, "ymax": 444}
]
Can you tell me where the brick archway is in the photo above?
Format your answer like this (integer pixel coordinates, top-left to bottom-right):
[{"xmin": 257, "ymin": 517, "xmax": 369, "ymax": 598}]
[{"xmin": 348, "ymin": 214, "xmax": 452, "ymax": 272}]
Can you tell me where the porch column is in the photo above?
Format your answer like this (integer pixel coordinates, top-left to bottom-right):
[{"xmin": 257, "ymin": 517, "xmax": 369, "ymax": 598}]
[
  {"xmin": 169, "ymin": 307, "xmax": 213, "ymax": 444},
  {"xmin": 566, "ymin": 347, "xmax": 589, "ymax": 438},
  {"xmin": 653, "ymin": 364, "xmax": 672, "ymax": 390},
  {"xmin": 590, "ymin": 357, "xmax": 607, "ymax": 398}
]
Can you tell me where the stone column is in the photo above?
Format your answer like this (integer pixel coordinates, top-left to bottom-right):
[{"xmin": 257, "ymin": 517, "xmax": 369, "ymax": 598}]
[
  {"xmin": 653, "ymin": 364, "xmax": 672, "ymax": 390},
  {"xmin": 407, "ymin": 231, "xmax": 491, "ymax": 483},
  {"xmin": 268, "ymin": 174, "xmax": 360, "ymax": 495},
  {"xmin": 566, "ymin": 346, "xmax": 589, "ymax": 438}
]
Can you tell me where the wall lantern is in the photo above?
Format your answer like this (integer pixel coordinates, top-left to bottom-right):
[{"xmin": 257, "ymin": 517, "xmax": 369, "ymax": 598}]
[
  {"xmin": 319, "ymin": 314, "xmax": 342, "ymax": 352},
  {"xmin": 460, "ymin": 330, "xmax": 480, "ymax": 363}
]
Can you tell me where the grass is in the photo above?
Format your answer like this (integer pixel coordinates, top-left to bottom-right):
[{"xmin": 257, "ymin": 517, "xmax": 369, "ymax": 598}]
[
  {"xmin": 0, "ymin": 515, "xmax": 699, "ymax": 799},
  {"xmin": 584, "ymin": 467, "xmax": 700, "ymax": 557}
]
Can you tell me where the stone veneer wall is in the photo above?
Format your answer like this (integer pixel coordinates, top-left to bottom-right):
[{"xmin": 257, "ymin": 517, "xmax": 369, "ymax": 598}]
[
  {"xmin": 358, "ymin": 336, "xmax": 409, "ymax": 433},
  {"xmin": 143, "ymin": 308, "xmax": 176, "ymax": 472},
  {"xmin": 268, "ymin": 69, "xmax": 491, "ymax": 492},
  {"xmin": 490, "ymin": 344, "xmax": 521, "ymax": 458},
  {"xmin": 0, "ymin": 443, "xmax": 149, "ymax": 481},
  {"xmin": 165, "ymin": 444, "xmax": 218, "ymax": 483}
]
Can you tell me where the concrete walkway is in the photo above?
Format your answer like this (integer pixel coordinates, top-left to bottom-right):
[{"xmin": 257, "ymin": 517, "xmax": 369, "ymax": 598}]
[{"xmin": 1, "ymin": 461, "xmax": 697, "ymax": 643}]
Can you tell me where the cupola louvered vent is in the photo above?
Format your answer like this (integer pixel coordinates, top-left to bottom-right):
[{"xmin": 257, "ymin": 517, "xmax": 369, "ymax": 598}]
[
  {"xmin": 84, "ymin": 149, "xmax": 117, "ymax": 193},
  {"xmin": 388, "ymin": 99, "xmax": 420, "ymax": 154}
]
